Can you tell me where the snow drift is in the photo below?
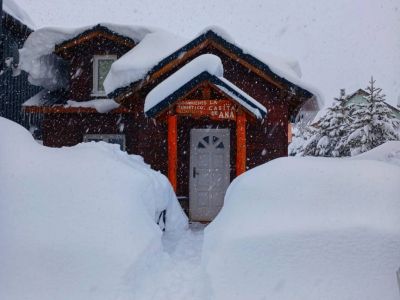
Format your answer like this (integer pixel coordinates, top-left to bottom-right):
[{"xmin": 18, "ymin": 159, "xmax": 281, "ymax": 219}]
[
  {"xmin": 0, "ymin": 117, "xmax": 187, "ymax": 300},
  {"xmin": 203, "ymin": 149, "xmax": 400, "ymax": 299}
]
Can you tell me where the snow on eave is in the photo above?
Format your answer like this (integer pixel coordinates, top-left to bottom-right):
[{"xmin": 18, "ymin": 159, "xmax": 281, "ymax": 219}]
[
  {"xmin": 65, "ymin": 99, "xmax": 120, "ymax": 113},
  {"xmin": 19, "ymin": 23, "xmax": 155, "ymax": 90},
  {"xmin": 144, "ymin": 54, "xmax": 266, "ymax": 119},
  {"xmin": 144, "ymin": 54, "xmax": 224, "ymax": 114},
  {"xmin": 107, "ymin": 26, "xmax": 322, "ymax": 109},
  {"xmin": 22, "ymin": 90, "xmax": 46, "ymax": 106},
  {"xmin": 3, "ymin": 0, "xmax": 35, "ymax": 30},
  {"xmin": 216, "ymin": 77, "xmax": 267, "ymax": 119},
  {"xmin": 104, "ymin": 29, "xmax": 187, "ymax": 96}
]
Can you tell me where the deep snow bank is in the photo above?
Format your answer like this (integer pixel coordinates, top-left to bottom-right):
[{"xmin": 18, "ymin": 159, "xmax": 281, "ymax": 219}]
[
  {"xmin": 353, "ymin": 140, "xmax": 400, "ymax": 166},
  {"xmin": 0, "ymin": 117, "xmax": 187, "ymax": 300},
  {"xmin": 203, "ymin": 151, "xmax": 400, "ymax": 299}
]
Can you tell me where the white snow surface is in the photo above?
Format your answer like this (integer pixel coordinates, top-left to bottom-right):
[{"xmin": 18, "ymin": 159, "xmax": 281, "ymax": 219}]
[
  {"xmin": 144, "ymin": 53, "xmax": 267, "ymax": 118},
  {"xmin": 65, "ymin": 99, "xmax": 120, "ymax": 113},
  {"xmin": 217, "ymin": 77, "xmax": 267, "ymax": 117},
  {"xmin": 23, "ymin": 91, "xmax": 121, "ymax": 113},
  {"xmin": 129, "ymin": 223, "xmax": 209, "ymax": 299},
  {"xmin": 0, "ymin": 117, "xmax": 188, "ymax": 300},
  {"xmin": 3, "ymin": 0, "xmax": 35, "ymax": 29},
  {"xmin": 144, "ymin": 54, "xmax": 223, "ymax": 113},
  {"xmin": 103, "ymin": 30, "xmax": 187, "ymax": 94},
  {"xmin": 203, "ymin": 152, "xmax": 400, "ymax": 299},
  {"xmin": 353, "ymin": 141, "xmax": 400, "ymax": 166},
  {"xmin": 105, "ymin": 25, "xmax": 320, "ymax": 106},
  {"xmin": 19, "ymin": 24, "xmax": 152, "ymax": 89},
  {"xmin": 19, "ymin": 21, "xmax": 318, "ymax": 105},
  {"xmin": 11, "ymin": 0, "xmax": 400, "ymax": 106},
  {"xmin": 22, "ymin": 89, "xmax": 46, "ymax": 106}
]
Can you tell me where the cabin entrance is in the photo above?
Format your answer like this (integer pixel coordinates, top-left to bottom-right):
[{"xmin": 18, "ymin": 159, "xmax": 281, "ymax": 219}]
[{"xmin": 189, "ymin": 128, "xmax": 230, "ymax": 222}]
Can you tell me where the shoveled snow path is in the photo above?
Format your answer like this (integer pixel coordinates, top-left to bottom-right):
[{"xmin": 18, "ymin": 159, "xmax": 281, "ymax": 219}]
[{"xmin": 130, "ymin": 223, "xmax": 209, "ymax": 299}]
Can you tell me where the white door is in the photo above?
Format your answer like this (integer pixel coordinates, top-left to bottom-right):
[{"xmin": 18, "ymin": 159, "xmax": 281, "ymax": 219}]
[{"xmin": 189, "ymin": 129, "xmax": 230, "ymax": 221}]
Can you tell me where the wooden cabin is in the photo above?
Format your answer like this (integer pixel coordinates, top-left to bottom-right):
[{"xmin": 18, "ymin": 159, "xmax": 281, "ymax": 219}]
[
  {"xmin": 23, "ymin": 25, "xmax": 317, "ymax": 221},
  {"xmin": 0, "ymin": 4, "xmax": 41, "ymax": 133}
]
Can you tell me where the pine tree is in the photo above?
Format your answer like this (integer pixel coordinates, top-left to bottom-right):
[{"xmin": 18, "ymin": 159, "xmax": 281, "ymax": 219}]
[
  {"xmin": 289, "ymin": 124, "xmax": 315, "ymax": 156},
  {"xmin": 343, "ymin": 77, "xmax": 400, "ymax": 156},
  {"xmin": 302, "ymin": 90, "xmax": 350, "ymax": 157}
]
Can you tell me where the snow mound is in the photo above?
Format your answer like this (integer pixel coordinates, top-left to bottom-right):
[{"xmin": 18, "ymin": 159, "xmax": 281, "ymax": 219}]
[
  {"xmin": 0, "ymin": 117, "xmax": 187, "ymax": 300},
  {"xmin": 203, "ymin": 156, "xmax": 400, "ymax": 300},
  {"xmin": 353, "ymin": 141, "xmax": 400, "ymax": 166}
]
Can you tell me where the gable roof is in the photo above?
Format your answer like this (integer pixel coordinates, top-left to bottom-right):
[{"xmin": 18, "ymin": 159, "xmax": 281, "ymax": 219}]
[
  {"xmin": 345, "ymin": 88, "xmax": 399, "ymax": 113},
  {"xmin": 346, "ymin": 88, "xmax": 369, "ymax": 100},
  {"xmin": 107, "ymin": 29, "xmax": 314, "ymax": 102},
  {"xmin": 54, "ymin": 24, "xmax": 136, "ymax": 56},
  {"xmin": 3, "ymin": 0, "xmax": 35, "ymax": 30},
  {"xmin": 145, "ymin": 71, "xmax": 267, "ymax": 119}
]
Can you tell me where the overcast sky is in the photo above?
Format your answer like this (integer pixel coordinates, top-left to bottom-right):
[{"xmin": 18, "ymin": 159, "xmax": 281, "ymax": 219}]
[{"xmin": 16, "ymin": 0, "xmax": 400, "ymax": 106}]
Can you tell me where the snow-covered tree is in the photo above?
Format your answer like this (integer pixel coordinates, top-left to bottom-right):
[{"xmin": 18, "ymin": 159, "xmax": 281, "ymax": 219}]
[
  {"xmin": 343, "ymin": 77, "xmax": 400, "ymax": 156},
  {"xmin": 289, "ymin": 124, "xmax": 315, "ymax": 156},
  {"xmin": 302, "ymin": 90, "xmax": 350, "ymax": 157}
]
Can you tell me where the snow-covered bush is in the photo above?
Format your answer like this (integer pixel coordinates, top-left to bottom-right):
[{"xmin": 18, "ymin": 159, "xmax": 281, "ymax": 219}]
[
  {"xmin": 203, "ymin": 147, "xmax": 400, "ymax": 300},
  {"xmin": 0, "ymin": 117, "xmax": 187, "ymax": 300}
]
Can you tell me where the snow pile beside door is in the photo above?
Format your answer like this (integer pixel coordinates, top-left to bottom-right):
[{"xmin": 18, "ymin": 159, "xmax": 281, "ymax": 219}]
[
  {"xmin": 0, "ymin": 117, "xmax": 187, "ymax": 300},
  {"xmin": 203, "ymin": 151, "xmax": 400, "ymax": 300}
]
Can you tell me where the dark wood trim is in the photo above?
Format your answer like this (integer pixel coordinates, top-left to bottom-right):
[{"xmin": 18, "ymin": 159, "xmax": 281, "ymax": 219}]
[
  {"xmin": 236, "ymin": 111, "xmax": 246, "ymax": 175},
  {"xmin": 168, "ymin": 114, "xmax": 178, "ymax": 191},
  {"xmin": 22, "ymin": 105, "xmax": 131, "ymax": 114}
]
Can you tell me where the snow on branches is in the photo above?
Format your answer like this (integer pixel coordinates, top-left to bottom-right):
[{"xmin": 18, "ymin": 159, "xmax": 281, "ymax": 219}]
[
  {"xmin": 290, "ymin": 78, "xmax": 400, "ymax": 157},
  {"xmin": 344, "ymin": 77, "xmax": 400, "ymax": 155}
]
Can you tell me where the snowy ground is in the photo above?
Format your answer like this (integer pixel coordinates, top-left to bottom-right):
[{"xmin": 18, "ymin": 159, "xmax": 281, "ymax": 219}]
[
  {"xmin": 130, "ymin": 223, "xmax": 209, "ymax": 300},
  {"xmin": 1, "ymin": 117, "xmax": 399, "ymax": 299}
]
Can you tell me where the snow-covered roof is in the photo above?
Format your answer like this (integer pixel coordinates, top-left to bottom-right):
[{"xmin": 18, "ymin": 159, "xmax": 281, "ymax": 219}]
[
  {"xmin": 23, "ymin": 90, "xmax": 120, "ymax": 113},
  {"xmin": 105, "ymin": 26, "xmax": 321, "ymax": 106},
  {"xmin": 103, "ymin": 30, "xmax": 187, "ymax": 95},
  {"xmin": 19, "ymin": 24, "xmax": 153, "ymax": 89},
  {"xmin": 3, "ymin": 0, "xmax": 35, "ymax": 29},
  {"xmin": 144, "ymin": 54, "xmax": 267, "ymax": 119},
  {"xmin": 20, "ymin": 23, "xmax": 320, "ymax": 109}
]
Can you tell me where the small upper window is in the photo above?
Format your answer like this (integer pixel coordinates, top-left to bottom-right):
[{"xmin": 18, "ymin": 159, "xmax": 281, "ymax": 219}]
[{"xmin": 92, "ymin": 55, "xmax": 117, "ymax": 96}]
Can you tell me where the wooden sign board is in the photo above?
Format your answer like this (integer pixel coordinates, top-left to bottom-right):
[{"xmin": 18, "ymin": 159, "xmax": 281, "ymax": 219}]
[{"xmin": 176, "ymin": 100, "xmax": 236, "ymax": 120}]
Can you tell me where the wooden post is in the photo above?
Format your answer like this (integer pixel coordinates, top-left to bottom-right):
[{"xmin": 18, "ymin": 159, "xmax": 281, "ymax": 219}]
[
  {"xmin": 168, "ymin": 114, "xmax": 178, "ymax": 191},
  {"xmin": 288, "ymin": 122, "xmax": 292, "ymax": 143},
  {"xmin": 236, "ymin": 112, "xmax": 246, "ymax": 176}
]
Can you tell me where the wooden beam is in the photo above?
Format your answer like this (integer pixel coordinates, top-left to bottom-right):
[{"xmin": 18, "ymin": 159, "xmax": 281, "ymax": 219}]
[
  {"xmin": 203, "ymin": 84, "xmax": 211, "ymax": 99},
  {"xmin": 22, "ymin": 105, "xmax": 130, "ymax": 114},
  {"xmin": 288, "ymin": 122, "xmax": 293, "ymax": 143},
  {"xmin": 55, "ymin": 31, "xmax": 135, "ymax": 56},
  {"xmin": 167, "ymin": 114, "xmax": 178, "ymax": 191},
  {"xmin": 236, "ymin": 112, "xmax": 246, "ymax": 176},
  {"xmin": 210, "ymin": 41, "xmax": 283, "ymax": 89}
]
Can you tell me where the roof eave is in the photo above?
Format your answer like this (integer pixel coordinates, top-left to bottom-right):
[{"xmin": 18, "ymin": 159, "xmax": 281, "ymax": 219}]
[{"xmin": 109, "ymin": 29, "xmax": 314, "ymax": 101}]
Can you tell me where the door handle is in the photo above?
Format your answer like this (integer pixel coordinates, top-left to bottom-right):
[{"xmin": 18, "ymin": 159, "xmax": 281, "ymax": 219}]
[{"xmin": 193, "ymin": 167, "xmax": 199, "ymax": 178}]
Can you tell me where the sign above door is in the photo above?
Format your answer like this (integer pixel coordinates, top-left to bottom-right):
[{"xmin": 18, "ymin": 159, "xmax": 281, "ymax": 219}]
[{"xmin": 176, "ymin": 99, "xmax": 236, "ymax": 120}]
